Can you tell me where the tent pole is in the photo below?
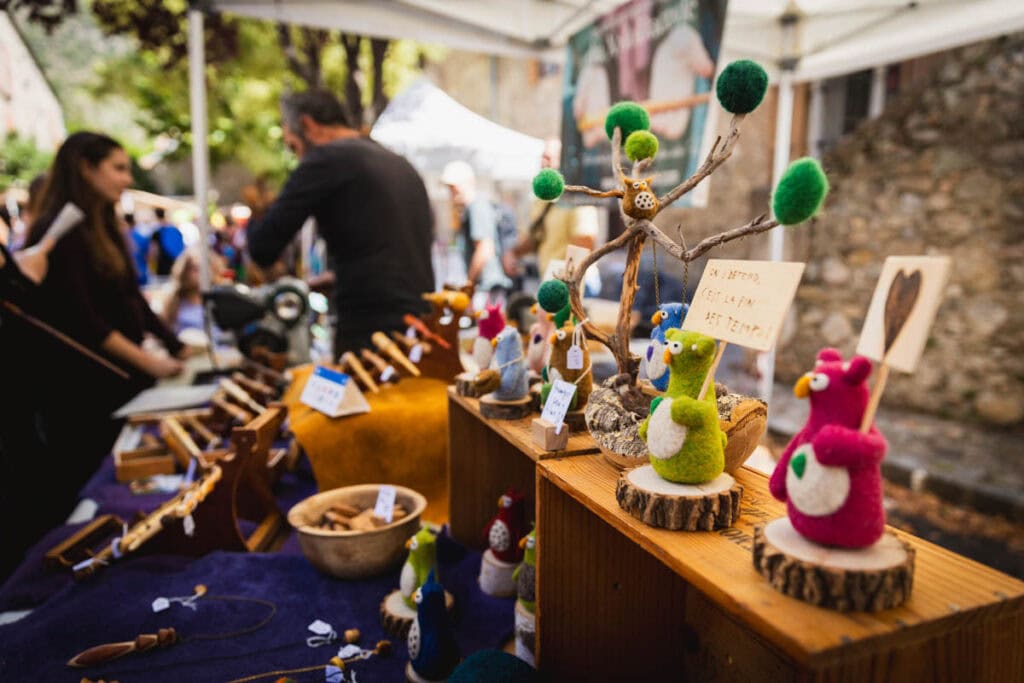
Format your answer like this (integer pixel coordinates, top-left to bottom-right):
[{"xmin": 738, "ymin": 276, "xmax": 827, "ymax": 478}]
[
  {"xmin": 869, "ymin": 64, "xmax": 887, "ymax": 118},
  {"xmin": 188, "ymin": 6, "xmax": 212, "ymax": 290}
]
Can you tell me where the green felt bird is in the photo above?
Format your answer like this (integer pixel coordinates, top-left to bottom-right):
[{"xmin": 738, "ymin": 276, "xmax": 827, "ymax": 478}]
[
  {"xmin": 401, "ymin": 527, "xmax": 438, "ymax": 610},
  {"xmin": 512, "ymin": 527, "xmax": 536, "ymax": 614},
  {"xmin": 638, "ymin": 329, "xmax": 727, "ymax": 484}
]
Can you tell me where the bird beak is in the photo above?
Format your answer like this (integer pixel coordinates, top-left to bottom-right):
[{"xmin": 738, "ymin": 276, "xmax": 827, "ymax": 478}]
[
  {"xmin": 491, "ymin": 337, "xmax": 499, "ymax": 348},
  {"xmin": 530, "ymin": 303, "xmax": 538, "ymax": 315},
  {"xmin": 498, "ymin": 496, "xmax": 504, "ymax": 507},
  {"xmin": 663, "ymin": 349, "xmax": 672, "ymax": 365},
  {"xmin": 794, "ymin": 375, "xmax": 811, "ymax": 399},
  {"xmin": 519, "ymin": 537, "xmax": 528, "ymax": 550},
  {"xmin": 546, "ymin": 313, "xmax": 554, "ymax": 321},
  {"xmin": 405, "ymin": 538, "xmax": 412, "ymax": 549},
  {"xmin": 549, "ymin": 333, "xmax": 557, "ymax": 345},
  {"xmin": 475, "ymin": 310, "xmax": 483, "ymax": 319},
  {"xmin": 651, "ymin": 310, "xmax": 663, "ymax": 325}
]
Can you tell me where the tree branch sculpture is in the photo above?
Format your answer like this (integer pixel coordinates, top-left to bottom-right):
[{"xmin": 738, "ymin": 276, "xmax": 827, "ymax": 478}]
[{"xmin": 532, "ymin": 60, "xmax": 828, "ymax": 383}]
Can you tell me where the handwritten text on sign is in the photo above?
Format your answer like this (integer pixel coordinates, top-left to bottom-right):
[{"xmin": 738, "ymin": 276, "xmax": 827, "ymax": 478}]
[
  {"xmin": 540, "ymin": 380, "xmax": 577, "ymax": 435},
  {"xmin": 683, "ymin": 259, "xmax": 805, "ymax": 351}
]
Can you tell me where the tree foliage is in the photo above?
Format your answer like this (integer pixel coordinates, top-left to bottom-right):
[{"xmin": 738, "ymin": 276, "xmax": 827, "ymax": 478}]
[{"xmin": 0, "ymin": 134, "xmax": 52, "ymax": 189}]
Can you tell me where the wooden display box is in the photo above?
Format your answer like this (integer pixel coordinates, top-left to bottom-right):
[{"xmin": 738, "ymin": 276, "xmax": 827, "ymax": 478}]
[
  {"xmin": 447, "ymin": 388, "xmax": 599, "ymax": 546},
  {"xmin": 113, "ymin": 446, "xmax": 176, "ymax": 483},
  {"xmin": 535, "ymin": 455, "xmax": 1024, "ymax": 682}
]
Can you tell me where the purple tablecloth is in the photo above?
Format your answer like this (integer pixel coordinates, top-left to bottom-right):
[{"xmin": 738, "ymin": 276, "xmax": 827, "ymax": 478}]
[{"xmin": 0, "ymin": 450, "xmax": 515, "ymax": 680}]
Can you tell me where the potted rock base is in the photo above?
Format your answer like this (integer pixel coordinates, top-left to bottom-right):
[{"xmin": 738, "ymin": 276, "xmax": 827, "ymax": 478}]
[
  {"xmin": 530, "ymin": 59, "xmax": 826, "ymax": 471},
  {"xmin": 753, "ymin": 349, "xmax": 914, "ymax": 611}
]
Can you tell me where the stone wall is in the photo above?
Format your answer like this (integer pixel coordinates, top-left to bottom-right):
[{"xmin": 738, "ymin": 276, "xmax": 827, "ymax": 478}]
[{"xmin": 777, "ymin": 35, "xmax": 1024, "ymax": 426}]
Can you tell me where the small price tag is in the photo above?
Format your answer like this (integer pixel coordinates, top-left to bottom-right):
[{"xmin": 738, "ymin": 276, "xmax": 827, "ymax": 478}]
[
  {"xmin": 540, "ymin": 379, "xmax": 577, "ymax": 434},
  {"xmin": 409, "ymin": 344, "xmax": 424, "ymax": 363},
  {"xmin": 380, "ymin": 365, "xmax": 396, "ymax": 383},
  {"xmin": 338, "ymin": 644, "xmax": 362, "ymax": 659},
  {"xmin": 373, "ymin": 485, "xmax": 397, "ymax": 523},
  {"xmin": 308, "ymin": 619, "xmax": 334, "ymax": 636},
  {"xmin": 300, "ymin": 366, "xmax": 370, "ymax": 418},
  {"xmin": 183, "ymin": 514, "xmax": 195, "ymax": 538},
  {"xmin": 152, "ymin": 597, "xmax": 171, "ymax": 613},
  {"xmin": 405, "ymin": 325, "xmax": 417, "ymax": 339},
  {"xmin": 566, "ymin": 345, "xmax": 584, "ymax": 369}
]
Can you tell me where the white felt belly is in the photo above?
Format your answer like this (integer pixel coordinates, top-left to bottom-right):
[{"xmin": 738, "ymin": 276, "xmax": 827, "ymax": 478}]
[
  {"xmin": 489, "ymin": 520, "xmax": 510, "ymax": 552},
  {"xmin": 644, "ymin": 340, "xmax": 667, "ymax": 380},
  {"xmin": 473, "ymin": 337, "xmax": 494, "ymax": 371},
  {"xmin": 785, "ymin": 443, "xmax": 851, "ymax": 517},
  {"xmin": 407, "ymin": 618, "xmax": 420, "ymax": 660},
  {"xmin": 400, "ymin": 561, "xmax": 416, "ymax": 598},
  {"xmin": 647, "ymin": 399, "xmax": 688, "ymax": 460}
]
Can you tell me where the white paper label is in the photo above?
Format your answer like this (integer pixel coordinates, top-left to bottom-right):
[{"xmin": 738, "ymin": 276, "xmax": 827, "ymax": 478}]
[
  {"xmin": 308, "ymin": 619, "xmax": 335, "ymax": 635},
  {"xmin": 405, "ymin": 325, "xmax": 417, "ymax": 339},
  {"xmin": 380, "ymin": 365, "xmax": 396, "ymax": 383},
  {"xmin": 566, "ymin": 345, "xmax": 584, "ymax": 369},
  {"xmin": 300, "ymin": 365, "xmax": 370, "ymax": 418},
  {"xmin": 409, "ymin": 344, "xmax": 424, "ymax": 363},
  {"xmin": 338, "ymin": 644, "xmax": 363, "ymax": 659},
  {"xmin": 373, "ymin": 485, "xmax": 397, "ymax": 523},
  {"xmin": 183, "ymin": 514, "xmax": 195, "ymax": 538},
  {"xmin": 152, "ymin": 597, "xmax": 170, "ymax": 613},
  {"xmin": 540, "ymin": 380, "xmax": 577, "ymax": 435}
]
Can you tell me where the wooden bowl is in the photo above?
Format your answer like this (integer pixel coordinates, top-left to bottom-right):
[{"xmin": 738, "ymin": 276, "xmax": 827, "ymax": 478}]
[{"xmin": 287, "ymin": 484, "xmax": 426, "ymax": 579}]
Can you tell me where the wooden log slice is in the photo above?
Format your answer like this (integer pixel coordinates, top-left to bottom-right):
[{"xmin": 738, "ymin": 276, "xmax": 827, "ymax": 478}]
[
  {"xmin": 454, "ymin": 372, "xmax": 483, "ymax": 398},
  {"xmin": 718, "ymin": 393, "xmax": 768, "ymax": 474},
  {"xmin": 752, "ymin": 517, "xmax": 915, "ymax": 612},
  {"xmin": 615, "ymin": 466, "xmax": 743, "ymax": 531},
  {"xmin": 380, "ymin": 588, "xmax": 456, "ymax": 639},
  {"xmin": 479, "ymin": 395, "xmax": 533, "ymax": 420}
]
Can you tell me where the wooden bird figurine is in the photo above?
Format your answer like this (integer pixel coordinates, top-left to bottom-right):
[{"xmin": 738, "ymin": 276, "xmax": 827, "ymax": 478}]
[
  {"xmin": 407, "ymin": 570, "xmax": 460, "ymax": 682},
  {"xmin": 513, "ymin": 528, "xmax": 536, "ymax": 614},
  {"xmin": 400, "ymin": 527, "xmax": 438, "ymax": 610},
  {"xmin": 540, "ymin": 321, "xmax": 592, "ymax": 410},
  {"xmin": 638, "ymin": 330, "xmax": 727, "ymax": 484},
  {"xmin": 483, "ymin": 489, "xmax": 527, "ymax": 564}
]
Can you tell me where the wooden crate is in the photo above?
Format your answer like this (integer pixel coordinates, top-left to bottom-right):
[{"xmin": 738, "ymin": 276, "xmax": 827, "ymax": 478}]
[
  {"xmin": 535, "ymin": 455, "xmax": 1024, "ymax": 681},
  {"xmin": 447, "ymin": 388, "xmax": 599, "ymax": 546}
]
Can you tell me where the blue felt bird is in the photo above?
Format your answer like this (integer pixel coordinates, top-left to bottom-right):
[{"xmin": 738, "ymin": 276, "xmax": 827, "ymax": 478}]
[
  {"xmin": 407, "ymin": 570, "xmax": 460, "ymax": 682},
  {"xmin": 642, "ymin": 302, "xmax": 688, "ymax": 391}
]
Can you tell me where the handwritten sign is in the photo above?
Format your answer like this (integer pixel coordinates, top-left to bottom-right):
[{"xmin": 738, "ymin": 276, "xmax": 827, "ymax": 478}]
[
  {"xmin": 683, "ymin": 259, "xmax": 805, "ymax": 351},
  {"xmin": 300, "ymin": 366, "xmax": 370, "ymax": 418},
  {"xmin": 856, "ymin": 255, "xmax": 951, "ymax": 373},
  {"xmin": 373, "ymin": 485, "xmax": 398, "ymax": 523},
  {"xmin": 540, "ymin": 380, "xmax": 577, "ymax": 434}
]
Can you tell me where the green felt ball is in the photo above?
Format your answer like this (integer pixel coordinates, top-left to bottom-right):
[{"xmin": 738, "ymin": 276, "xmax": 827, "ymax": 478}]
[
  {"xmin": 624, "ymin": 130, "xmax": 659, "ymax": 162},
  {"xmin": 532, "ymin": 168, "xmax": 564, "ymax": 201},
  {"xmin": 716, "ymin": 60, "xmax": 769, "ymax": 114},
  {"xmin": 604, "ymin": 101, "xmax": 650, "ymax": 141},
  {"xmin": 537, "ymin": 279, "xmax": 569, "ymax": 313},
  {"xmin": 772, "ymin": 157, "xmax": 830, "ymax": 225}
]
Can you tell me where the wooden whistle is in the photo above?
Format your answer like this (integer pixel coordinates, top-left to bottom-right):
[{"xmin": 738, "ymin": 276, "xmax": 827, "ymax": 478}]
[
  {"xmin": 67, "ymin": 628, "xmax": 177, "ymax": 668},
  {"xmin": 220, "ymin": 378, "xmax": 266, "ymax": 415},
  {"xmin": 212, "ymin": 394, "xmax": 254, "ymax": 425},
  {"xmin": 160, "ymin": 417, "xmax": 203, "ymax": 469},
  {"xmin": 231, "ymin": 372, "xmax": 276, "ymax": 403},
  {"xmin": 402, "ymin": 314, "xmax": 450, "ymax": 350},
  {"xmin": 390, "ymin": 330, "xmax": 431, "ymax": 356},
  {"xmin": 372, "ymin": 332, "xmax": 420, "ymax": 377},
  {"xmin": 360, "ymin": 349, "xmax": 399, "ymax": 383},
  {"xmin": 340, "ymin": 352, "xmax": 380, "ymax": 394},
  {"xmin": 184, "ymin": 415, "xmax": 219, "ymax": 449}
]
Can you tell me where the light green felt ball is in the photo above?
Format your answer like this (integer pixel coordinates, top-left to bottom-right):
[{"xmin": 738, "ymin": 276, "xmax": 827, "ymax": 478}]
[
  {"xmin": 532, "ymin": 168, "xmax": 564, "ymax": 201},
  {"xmin": 772, "ymin": 157, "xmax": 830, "ymax": 225},
  {"xmin": 716, "ymin": 60, "xmax": 769, "ymax": 114},
  {"xmin": 624, "ymin": 131, "xmax": 659, "ymax": 162},
  {"xmin": 604, "ymin": 102, "xmax": 650, "ymax": 141}
]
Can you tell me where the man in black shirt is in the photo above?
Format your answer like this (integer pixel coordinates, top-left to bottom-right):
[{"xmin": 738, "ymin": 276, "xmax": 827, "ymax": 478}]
[{"xmin": 247, "ymin": 89, "xmax": 435, "ymax": 356}]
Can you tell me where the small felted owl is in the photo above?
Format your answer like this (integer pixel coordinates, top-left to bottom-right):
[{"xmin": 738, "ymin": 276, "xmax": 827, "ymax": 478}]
[
  {"xmin": 541, "ymin": 321, "xmax": 592, "ymax": 410},
  {"xmin": 621, "ymin": 176, "xmax": 659, "ymax": 220},
  {"xmin": 400, "ymin": 527, "xmax": 438, "ymax": 610},
  {"xmin": 483, "ymin": 488, "xmax": 528, "ymax": 564}
]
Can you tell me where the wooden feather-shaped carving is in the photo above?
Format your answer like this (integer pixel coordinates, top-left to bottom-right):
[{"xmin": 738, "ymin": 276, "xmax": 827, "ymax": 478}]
[
  {"xmin": 67, "ymin": 628, "xmax": 177, "ymax": 668},
  {"xmin": 883, "ymin": 269, "xmax": 922, "ymax": 354}
]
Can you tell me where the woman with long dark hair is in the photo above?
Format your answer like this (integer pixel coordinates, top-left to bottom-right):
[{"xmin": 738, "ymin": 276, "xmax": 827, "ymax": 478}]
[{"xmin": 16, "ymin": 133, "xmax": 186, "ymax": 529}]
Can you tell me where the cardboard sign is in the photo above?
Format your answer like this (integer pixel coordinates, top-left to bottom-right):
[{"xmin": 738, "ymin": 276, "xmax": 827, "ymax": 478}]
[
  {"xmin": 373, "ymin": 485, "xmax": 397, "ymax": 523},
  {"xmin": 856, "ymin": 255, "xmax": 951, "ymax": 373},
  {"xmin": 683, "ymin": 259, "xmax": 806, "ymax": 351},
  {"xmin": 300, "ymin": 365, "xmax": 370, "ymax": 418},
  {"xmin": 540, "ymin": 380, "xmax": 578, "ymax": 434}
]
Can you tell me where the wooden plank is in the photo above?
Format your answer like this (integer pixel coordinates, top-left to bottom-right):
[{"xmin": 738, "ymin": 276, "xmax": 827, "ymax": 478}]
[
  {"xmin": 537, "ymin": 455, "xmax": 1024, "ymax": 671},
  {"xmin": 447, "ymin": 387, "xmax": 599, "ymax": 461},
  {"xmin": 447, "ymin": 396, "xmax": 539, "ymax": 548}
]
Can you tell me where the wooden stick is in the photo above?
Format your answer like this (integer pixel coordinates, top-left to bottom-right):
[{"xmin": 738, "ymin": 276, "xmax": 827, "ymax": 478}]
[
  {"xmin": 391, "ymin": 330, "xmax": 430, "ymax": 355},
  {"xmin": 372, "ymin": 332, "xmax": 421, "ymax": 377},
  {"xmin": 184, "ymin": 415, "xmax": 219, "ymax": 448},
  {"xmin": 231, "ymin": 372, "xmax": 276, "ymax": 402},
  {"xmin": 361, "ymin": 349, "xmax": 398, "ymax": 382},
  {"xmin": 219, "ymin": 378, "xmax": 266, "ymax": 415},
  {"xmin": 212, "ymin": 395, "xmax": 253, "ymax": 425},
  {"xmin": 860, "ymin": 362, "xmax": 890, "ymax": 433},
  {"xmin": 67, "ymin": 628, "xmax": 178, "ymax": 667},
  {"xmin": 340, "ymin": 352, "xmax": 379, "ymax": 393},
  {"xmin": 0, "ymin": 300, "xmax": 130, "ymax": 379},
  {"xmin": 697, "ymin": 341, "xmax": 728, "ymax": 401},
  {"xmin": 161, "ymin": 417, "xmax": 203, "ymax": 468},
  {"xmin": 402, "ymin": 313, "xmax": 450, "ymax": 350}
]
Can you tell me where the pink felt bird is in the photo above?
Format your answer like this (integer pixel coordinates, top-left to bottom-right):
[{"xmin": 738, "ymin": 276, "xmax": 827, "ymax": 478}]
[
  {"xmin": 472, "ymin": 303, "xmax": 507, "ymax": 371},
  {"xmin": 769, "ymin": 348, "xmax": 888, "ymax": 549}
]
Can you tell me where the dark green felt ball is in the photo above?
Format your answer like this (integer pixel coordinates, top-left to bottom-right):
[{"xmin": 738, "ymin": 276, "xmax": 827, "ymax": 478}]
[
  {"xmin": 537, "ymin": 279, "xmax": 569, "ymax": 313},
  {"xmin": 604, "ymin": 101, "xmax": 650, "ymax": 141},
  {"xmin": 532, "ymin": 168, "xmax": 565, "ymax": 201},
  {"xmin": 772, "ymin": 157, "xmax": 829, "ymax": 225},
  {"xmin": 624, "ymin": 130, "xmax": 659, "ymax": 162},
  {"xmin": 449, "ymin": 650, "xmax": 538, "ymax": 683},
  {"xmin": 716, "ymin": 60, "xmax": 769, "ymax": 114}
]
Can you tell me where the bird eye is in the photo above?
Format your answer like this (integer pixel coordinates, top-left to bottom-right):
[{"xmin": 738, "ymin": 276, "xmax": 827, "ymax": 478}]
[
  {"xmin": 556, "ymin": 330, "xmax": 566, "ymax": 340},
  {"xmin": 632, "ymin": 182, "xmax": 640, "ymax": 189},
  {"xmin": 810, "ymin": 373, "xmax": 830, "ymax": 391},
  {"xmin": 668, "ymin": 341, "xmax": 683, "ymax": 355},
  {"xmin": 533, "ymin": 334, "xmax": 542, "ymax": 343},
  {"xmin": 410, "ymin": 538, "xmax": 418, "ymax": 550},
  {"xmin": 527, "ymin": 537, "xmax": 535, "ymax": 549},
  {"xmin": 413, "ymin": 589, "xmax": 423, "ymax": 604}
]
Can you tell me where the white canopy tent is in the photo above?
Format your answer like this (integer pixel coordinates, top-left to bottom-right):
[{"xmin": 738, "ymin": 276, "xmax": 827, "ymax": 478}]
[
  {"xmin": 369, "ymin": 78, "xmax": 544, "ymax": 181},
  {"xmin": 186, "ymin": 0, "xmax": 1024, "ymax": 394}
]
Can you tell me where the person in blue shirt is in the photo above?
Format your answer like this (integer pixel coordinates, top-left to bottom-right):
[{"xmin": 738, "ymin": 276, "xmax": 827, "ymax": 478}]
[
  {"xmin": 127, "ymin": 214, "xmax": 152, "ymax": 285},
  {"xmin": 152, "ymin": 207, "xmax": 184, "ymax": 276}
]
